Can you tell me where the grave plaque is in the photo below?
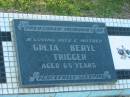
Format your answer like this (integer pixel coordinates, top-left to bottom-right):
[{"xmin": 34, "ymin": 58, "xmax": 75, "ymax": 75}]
[{"xmin": 12, "ymin": 19, "xmax": 116, "ymax": 87}]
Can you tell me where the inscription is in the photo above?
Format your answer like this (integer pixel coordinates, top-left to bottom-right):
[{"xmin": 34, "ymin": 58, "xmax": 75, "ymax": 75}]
[
  {"xmin": 53, "ymin": 54, "xmax": 87, "ymax": 61},
  {"xmin": 41, "ymin": 62, "xmax": 96, "ymax": 69},
  {"xmin": 70, "ymin": 45, "xmax": 95, "ymax": 52},
  {"xmin": 33, "ymin": 44, "xmax": 59, "ymax": 51},
  {"xmin": 32, "ymin": 44, "xmax": 96, "ymax": 52}
]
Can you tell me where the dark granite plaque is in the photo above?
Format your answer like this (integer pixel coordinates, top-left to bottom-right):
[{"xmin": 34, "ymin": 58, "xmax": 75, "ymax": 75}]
[{"xmin": 12, "ymin": 19, "xmax": 116, "ymax": 87}]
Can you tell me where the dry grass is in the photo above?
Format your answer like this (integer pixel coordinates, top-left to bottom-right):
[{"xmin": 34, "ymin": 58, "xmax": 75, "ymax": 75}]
[{"xmin": 0, "ymin": 0, "xmax": 130, "ymax": 18}]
